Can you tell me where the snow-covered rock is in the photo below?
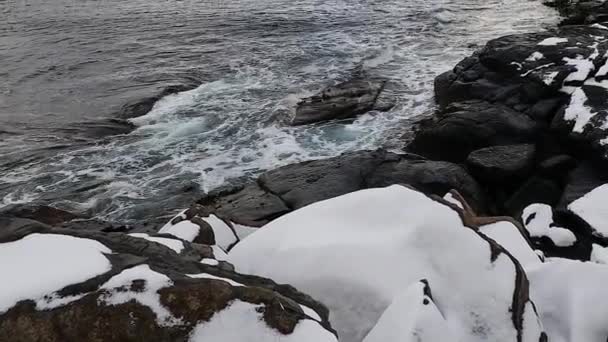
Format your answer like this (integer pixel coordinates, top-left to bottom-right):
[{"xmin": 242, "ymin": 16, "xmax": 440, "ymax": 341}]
[
  {"xmin": 568, "ymin": 183, "xmax": 608, "ymax": 239},
  {"xmin": 229, "ymin": 185, "xmax": 544, "ymax": 342},
  {"xmin": 528, "ymin": 258, "xmax": 608, "ymax": 342},
  {"xmin": 159, "ymin": 205, "xmax": 239, "ymax": 252},
  {"xmin": 362, "ymin": 280, "xmax": 452, "ymax": 342},
  {"xmin": 523, "ymin": 203, "xmax": 577, "ymax": 247},
  {"xmin": 0, "ymin": 219, "xmax": 335, "ymax": 341},
  {"xmin": 478, "ymin": 220, "xmax": 542, "ymax": 270}
]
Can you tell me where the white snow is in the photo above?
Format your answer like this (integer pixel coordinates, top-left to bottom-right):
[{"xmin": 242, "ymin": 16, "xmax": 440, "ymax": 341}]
[
  {"xmin": 159, "ymin": 209, "xmax": 188, "ymax": 232},
  {"xmin": 568, "ymin": 184, "xmax": 608, "ymax": 238},
  {"xmin": 563, "ymin": 87, "xmax": 597, "ymax": 133},
  {"xmin": 159, "ymin": 220, "xmax": 200, "ymax": 242},
  {"xmin": 538, "ymin": 37, "xmax": 569, "ymax": 46},
  {"xmin": 595, "ymin": 51, "xmax": 608, "ymax": 77},
  {"xmin": 526, "ymin": 51, "xmax": 544, "ymax": 62},
  {"xmin": 229, "ymin": 185, "xmax": 543, "ymax": 342},
  {"xmin": 0, "ymin": 233, "xmax": 111, "ymax": 313},
  {"xmin": 129, "ymin": 233, "xmax": 185, "ymax": 253},
  {"xmin": 362, "ymin": 281, "xmax": 452, "ymax": 342},
  {"xmin": 212, "ymin": 245, "xmax": 229, "ymax": 261},
  {"xmin": 523, "ymin": 204, "xmax": 577, "ymax": 247},
  {"xmin": 204, "ymin": 214, "xmax": 238, "ymax": 250},
  {"xmin": 443, "ymin": 192, "xmax": 463, "ymax": 209},
  {"xmin": 187, "ymin": 273, "xmax": 244, "ymax": 287},
  {"xmin": 232, "ymin": 223, "xmax": 258, "ymax": 240},
  {"xmin": 528, "ymin": 259, "xmax": 608, "ymax": 342},
  {"xmin": 188, "ymin": 301, "xmax": 337, "ymax": 342},
  {"xmin": 300, "ymin": 304, "xmax": 322, "ymax": 321},
  {"xmin": 478, "ymin": 220, "xmax": 541, "ymax": 270},
  {"xmin": 563, "ymin": 55, "xmax": 595, "ymax": 84},
  {"xmin": 201, "ymin": 258, "xmax": 219, "ymax": 266},
  {"xmin": 590, "ymin": 244, "xmax": 608, "ymax": 264},
  {"xmin": 543, "ymin": 71, "xmax": 560, "ymax": 85},
  {"xmin": 99, "ymin": 264, "xmax": 182, "ymax": 327}
]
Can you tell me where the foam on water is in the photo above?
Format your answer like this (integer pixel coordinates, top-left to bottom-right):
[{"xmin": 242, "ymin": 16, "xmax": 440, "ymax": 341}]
[{"xmin": 0, "ymin": 0, "xmax": 558, "ymax": 222}]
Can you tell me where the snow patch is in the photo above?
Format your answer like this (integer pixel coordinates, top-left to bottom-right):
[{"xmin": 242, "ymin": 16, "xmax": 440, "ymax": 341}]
[
  {"xmin": 538, "ymin": 37, "xmax": 568, "ymax": 46},
  {"xmin": 443, "ymin": 192, "xmax": 463, "ymax": 209},
  {"xmin": 526, "ymin": 51, "xmax": 544, "ymax": 62},
  {"xmin": 159, "ymin": 220, "xmax": 200, "ymax": 242},
  {"xmin": 362, "ymin": 281, "xmax": 452, "ymax": 342},
  {"xmin": 188, "ymin": 301, "xmax": 337, "ymax": 342},
  {"xmin": 99, "ymin": 264, "xmax": 182, "ymax": 326},
  {"xmin": 187, "ymin": 273, "xmax": 244, "ymax": 287},
  {"xmin": 128, "ymin": 233, "xmax": 185, "ymax": 253},
  {"xmin": 478, "ymin": 221, "xmax": 541, "ymax": 270},
  {"xmin": 563, "ymin": 87, "xmax": 597, "ymax": 133},
  {"xmin": 568, "ymin": 184, "xmax": 608, "ymax": 238},
  {"xmin": 523, "ymin": 204, "xmax": 577, "ymax": 247},
  {"xmin": 0, "ymin": 233, "xmax": 111, "ymax": 313},
  {"xmin": 528, "ymin": 259, "xmax": 608, "ymax": 342},
  {"xmin": 590, "ymin": 244, "xmax": 608, "ymax": 264}
]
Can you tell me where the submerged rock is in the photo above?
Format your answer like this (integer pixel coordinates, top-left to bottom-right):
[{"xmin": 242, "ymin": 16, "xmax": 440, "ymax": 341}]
[
  {"xmin": 117, "ymin": 83, "xmax": 198, "ymax": 119},
  {"xmin": 291, "ymin": 78, "xmax": 387, "ymax": 125}
]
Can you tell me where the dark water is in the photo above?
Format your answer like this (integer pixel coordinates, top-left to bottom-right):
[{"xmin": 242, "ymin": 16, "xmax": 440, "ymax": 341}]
[{"xmin": 1, "ymin": 0, "xmax": 556, "ymax": 222}]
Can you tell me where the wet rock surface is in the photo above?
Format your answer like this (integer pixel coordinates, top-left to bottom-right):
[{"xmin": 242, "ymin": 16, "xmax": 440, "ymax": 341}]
[{"xmin": 291, "ymin": 78, "xmax": 387, "ymax": 126}]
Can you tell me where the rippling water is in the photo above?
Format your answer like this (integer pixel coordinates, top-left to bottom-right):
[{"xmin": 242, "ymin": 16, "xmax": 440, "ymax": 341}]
[{"xmin": 1, "ymin": 0, "xmax": 557, "ymax": 222}]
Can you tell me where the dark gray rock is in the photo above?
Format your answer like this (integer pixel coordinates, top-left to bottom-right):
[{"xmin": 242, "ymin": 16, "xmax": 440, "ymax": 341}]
[
  {"xmin": 407, "ymin": 101, "xmax": 539, "ymax": 162},
  {"xmin": 367, "ymin": 159, "xmax": 485, "ymax": 212},
  {"xmin": 433, "ymin": 24, "xmax": 608, "ymax": 166},
  {"xmin": 545, "ymin": 0, "xmax": 608, "ymax": 25},
  {"xmin": 259, "ymin": 150, "xmax": 390, "ymax": 209},
  {"xmin": 200, "ymin": 183, "xmax": 291, "ymax": 227},
  {"xmin": 292, "ymin": 78, "xmax": 386, "ymax": 125},
  {"xmin": 558, "ymin": 161, "xmax": 608, "ymax": 208},
  {"xmin": 0, "ymin": 203, "xmax": 81, "ymax": 226},
  {"xmin": 466, "ymin": 144, "xmax": 536, "ymax": 182},
  {"xmin": 538, "ymin": 154, "xmax": 578, "ymax": 180},
  {"xmin": 505, "ymin": 177, "xmax": 563, "ymax": 216},
  {"xmin": 198, "ymin": 150, "xmax": 484, "ymax": 224}
]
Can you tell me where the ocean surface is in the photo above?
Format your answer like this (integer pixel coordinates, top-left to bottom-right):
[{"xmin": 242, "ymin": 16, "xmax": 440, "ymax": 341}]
[{"xmin": 1, "ymin": 0, "xmax": 557, "ymax": 222}]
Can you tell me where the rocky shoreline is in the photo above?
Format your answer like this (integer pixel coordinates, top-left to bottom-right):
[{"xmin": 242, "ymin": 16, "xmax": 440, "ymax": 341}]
[{"xmin": 4, "ymin": 3, "xmax": 608, "ymax": 341}]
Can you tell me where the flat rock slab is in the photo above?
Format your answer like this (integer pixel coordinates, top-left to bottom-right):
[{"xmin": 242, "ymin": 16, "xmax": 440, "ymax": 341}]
[
  {"xmin": 292, "ymin": 78, "xmax": 386, "ymax": 125},
  {"xmin": 408, "ymin": 100, "xmax": 539, "ymax": 162},
  {"xmin": 199, "ymin": 150, "xmax": 485, "ymax": 226},
  {"xmin": 467, "ymin": 144, "xmax": 536, "ymax": 182}
]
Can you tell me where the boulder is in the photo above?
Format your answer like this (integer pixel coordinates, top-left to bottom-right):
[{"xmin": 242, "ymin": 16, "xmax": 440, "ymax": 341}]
[
  {"xmin": 228, "ymin": 185, "xmax": 546, "ymax": 342},
  {"xmin": 434, "ymin": 24, "xmax": 608, "ymax": 166},
  {"xmin": 545, "ymin": 0, "xmax": 608, "ymax": 25},
  {"xmin": 522, "ymin": 203, "xmax": 590, "ymax": 260},
  {"xmin": 408, "ymin": 101, "xmax": 539, "ymax": 162},
  {"xmin": 466, "ymin": 144, "xmax": 536, "ymax": 182},
  {"xmin": 504, "ymin": 177, "xmax": 563, "ymax": 216},
  {"xmin": 558, "ymin": 161, "xmax": 607, "ymax": 208},
  {"xmin": 528, "ymin": 258, "xmax": 608, "ymax": 342},
  {"xmin": 292, "ymin": 78, "xmax": 386, "ymax": 125},
  {"xmin": 198, "ymin": 150, "xmax": 484, "ymax": 225},
  {"xmin": 117, "ymin": 83, "xmax": 198, "ymax": 119},
  {"xmin": 0, "ymin": 218, "xmax": 336, "ymax": 342},
  {"xmin": 0, "ymin": 204, "xmax": 81, "ymax": 226}
]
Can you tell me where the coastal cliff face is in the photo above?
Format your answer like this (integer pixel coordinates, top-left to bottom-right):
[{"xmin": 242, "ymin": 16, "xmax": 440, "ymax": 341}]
[{"xmin": 5, "ymin": 4, "xmax": 608, "ymax": 342}]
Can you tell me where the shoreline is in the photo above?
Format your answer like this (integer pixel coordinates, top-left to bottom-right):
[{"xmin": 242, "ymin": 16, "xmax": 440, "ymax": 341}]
[{"xmin": 4, "ymin": 2, "xmax": 608, "ymax": 341}]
